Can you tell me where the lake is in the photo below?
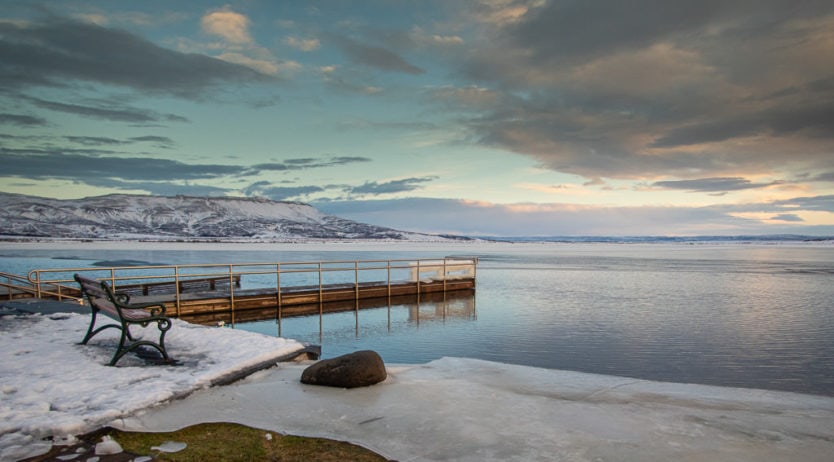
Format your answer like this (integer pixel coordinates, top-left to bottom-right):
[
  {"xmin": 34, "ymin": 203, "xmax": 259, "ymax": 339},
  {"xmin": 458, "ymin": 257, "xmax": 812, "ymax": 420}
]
[{"xmin": 2, "ymin": 241, "xmax": 833, "ymax": 396}]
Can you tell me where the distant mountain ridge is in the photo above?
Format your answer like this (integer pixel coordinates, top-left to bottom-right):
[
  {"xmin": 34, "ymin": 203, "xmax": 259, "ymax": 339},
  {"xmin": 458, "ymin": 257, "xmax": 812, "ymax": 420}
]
[{"xmin": 0, "ymin": 192, "xmax": 453, "ymax": 241}]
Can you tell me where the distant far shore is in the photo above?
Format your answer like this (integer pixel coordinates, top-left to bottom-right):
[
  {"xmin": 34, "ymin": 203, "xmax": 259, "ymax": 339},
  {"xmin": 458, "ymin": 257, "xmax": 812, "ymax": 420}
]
[{"xmin": 1, "ymin": 236, "xmax": 832, "ymax": 254}]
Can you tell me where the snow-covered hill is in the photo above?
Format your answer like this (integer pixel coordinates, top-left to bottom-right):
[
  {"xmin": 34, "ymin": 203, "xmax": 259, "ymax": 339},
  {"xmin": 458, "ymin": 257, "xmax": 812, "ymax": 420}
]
[{"xmin": 0, "ymin": 193, "xmax": 453, "ymax": 241}]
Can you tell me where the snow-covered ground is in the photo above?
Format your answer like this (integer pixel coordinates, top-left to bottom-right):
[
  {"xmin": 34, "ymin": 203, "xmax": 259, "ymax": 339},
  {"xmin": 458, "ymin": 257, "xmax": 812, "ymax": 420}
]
[
  {"xmin": 0, "ymin": 305, "xmax": 306, "ymax": 461},
  {"xmin": 2, "ymin": 301, "xmax": 834, "ymax": 461}
]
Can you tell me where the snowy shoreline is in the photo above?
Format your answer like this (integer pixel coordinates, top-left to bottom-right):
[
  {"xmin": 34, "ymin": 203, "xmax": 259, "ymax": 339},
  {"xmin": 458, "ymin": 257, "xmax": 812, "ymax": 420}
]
[
  {"xmin": 0, "ymin": 306, "xmax": 308, "ymax": 461},
  {"xmin": 2, "ymin": 300, "xmax": 834, "ymax": 461}
]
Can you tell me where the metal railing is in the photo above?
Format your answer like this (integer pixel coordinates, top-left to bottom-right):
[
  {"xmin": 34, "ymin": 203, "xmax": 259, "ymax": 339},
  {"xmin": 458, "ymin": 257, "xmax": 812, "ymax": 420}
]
[
  {"xmin": 1, "ymin": 271, "xmax": 82, "ymax": 302},
  {"xmin": 26, "ymin": 257, "xmax": 478, "ymax": 316}
]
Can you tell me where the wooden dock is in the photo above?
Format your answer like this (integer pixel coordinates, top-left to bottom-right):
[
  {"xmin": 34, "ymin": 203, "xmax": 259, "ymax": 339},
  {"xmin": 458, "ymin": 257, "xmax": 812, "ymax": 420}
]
[
  {"xmin": 16, "ymin": 257, "xmax": 478, "ymax": 323},
  {"xmin": 139, "ymin": 277, "xmax": 475, "ymax": 320}
]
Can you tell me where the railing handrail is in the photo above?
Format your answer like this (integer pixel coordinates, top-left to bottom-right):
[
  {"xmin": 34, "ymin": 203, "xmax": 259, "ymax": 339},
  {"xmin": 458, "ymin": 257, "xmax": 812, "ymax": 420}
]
[
  {"xmin": 2, "ymin": 271, "xmax": 82, "ymax": 302},
  {"xmin": 22, "ymin": 257, "xmax": 478, "ymax": 311},
  {"xmin": 26, "ymin": 257, "xmax": 478, "ymax": 285}
]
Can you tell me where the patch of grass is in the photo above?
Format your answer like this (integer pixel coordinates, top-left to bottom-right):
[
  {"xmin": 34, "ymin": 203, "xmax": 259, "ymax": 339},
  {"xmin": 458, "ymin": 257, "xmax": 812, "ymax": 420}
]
[
  {"xmin": 26, "ymin": 423, "xmax": 392, "ymax": 462},
  {"xmin": 111, "ymin": 422, "xmax": 392, "ymax": 461}
]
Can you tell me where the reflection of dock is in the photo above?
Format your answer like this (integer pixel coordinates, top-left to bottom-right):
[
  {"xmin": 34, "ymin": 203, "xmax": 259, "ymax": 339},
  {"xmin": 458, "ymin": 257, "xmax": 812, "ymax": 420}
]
[
  {"xmin": 180, "ymin": 288, "xmax": 476, "ymax": 326},
  {"xmin": 18, "ymin": 257, "xmax": 478, "ymax": 323}
]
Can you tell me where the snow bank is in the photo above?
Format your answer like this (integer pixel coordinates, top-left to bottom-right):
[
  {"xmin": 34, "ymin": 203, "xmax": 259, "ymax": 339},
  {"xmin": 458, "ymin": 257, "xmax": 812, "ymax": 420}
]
[{"xmin": 0, "ymin": 312, "xmax": 305, "ymax": 461}]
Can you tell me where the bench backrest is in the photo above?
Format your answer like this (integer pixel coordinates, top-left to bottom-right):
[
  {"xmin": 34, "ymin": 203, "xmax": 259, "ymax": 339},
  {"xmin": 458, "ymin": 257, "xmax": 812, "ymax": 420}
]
[{"xmin": 74, "ymin": 274, "xmax": 120, "ymax": 317}]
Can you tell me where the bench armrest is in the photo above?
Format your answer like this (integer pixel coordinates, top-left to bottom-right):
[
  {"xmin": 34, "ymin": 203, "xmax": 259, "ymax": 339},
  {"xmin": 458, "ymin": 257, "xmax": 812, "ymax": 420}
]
[
  {"xmin": 113, "ymin": 291, "xmax": 132, "ymax": 305},
  {"xmin": 120, "ymin": 301, "xmax": 167, "ymax": 317}
]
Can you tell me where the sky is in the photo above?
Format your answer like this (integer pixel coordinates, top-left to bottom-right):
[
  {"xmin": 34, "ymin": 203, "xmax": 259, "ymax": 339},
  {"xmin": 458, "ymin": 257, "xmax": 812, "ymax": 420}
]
[{"xmin": 1, "ymin": 0, "xmax": 834, "ymax": 237}]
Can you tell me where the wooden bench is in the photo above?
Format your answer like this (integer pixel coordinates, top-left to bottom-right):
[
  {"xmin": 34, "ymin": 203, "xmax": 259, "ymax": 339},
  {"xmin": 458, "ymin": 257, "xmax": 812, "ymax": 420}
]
[{"xmin": 74, "ymin": 274, "xmax": 173, "ymax": 366}]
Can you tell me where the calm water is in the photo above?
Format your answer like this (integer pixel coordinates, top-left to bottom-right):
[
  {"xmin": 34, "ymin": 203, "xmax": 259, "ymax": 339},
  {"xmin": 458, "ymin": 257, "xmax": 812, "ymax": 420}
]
[{"xmin": 2, "ymin": 242, "xmax": 833, "ymax": 396}]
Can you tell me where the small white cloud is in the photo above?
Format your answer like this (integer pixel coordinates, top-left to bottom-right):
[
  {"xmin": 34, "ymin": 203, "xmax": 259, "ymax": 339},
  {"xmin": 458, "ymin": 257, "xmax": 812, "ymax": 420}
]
[
  {"xmin": 285, "ymin": 36, "xmax": 321, "ymax": 52},
  {"xmin": 73, "ymin": 13, "xmax": 109, "ymax": 26},
  {"xmin": 201, "ymin": 8, "xmax": 252, "ymax": 44},
  {"xmin": 217, "ymin": 52, "xmax": 278, "ymax": 75},
  {"xmin": 411, "ymin": 26, "xmax": 464, "ymax": 47}
]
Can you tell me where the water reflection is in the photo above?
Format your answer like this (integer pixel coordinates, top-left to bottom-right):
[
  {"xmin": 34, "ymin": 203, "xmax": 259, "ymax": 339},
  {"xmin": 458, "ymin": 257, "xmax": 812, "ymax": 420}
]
[{"xmin": 191, "ymin": 289, "xmax": 476, "ymax": 338}]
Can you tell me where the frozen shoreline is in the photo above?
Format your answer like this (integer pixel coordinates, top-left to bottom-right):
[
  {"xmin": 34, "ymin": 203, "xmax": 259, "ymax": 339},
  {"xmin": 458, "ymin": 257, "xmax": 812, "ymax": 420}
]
[{"xmin": 2, "ymin": 300, "xmax": 834, "ymax": 461}]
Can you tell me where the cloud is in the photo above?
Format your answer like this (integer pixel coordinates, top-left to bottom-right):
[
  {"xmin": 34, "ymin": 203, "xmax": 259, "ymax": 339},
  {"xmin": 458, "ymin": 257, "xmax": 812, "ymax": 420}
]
[
  {"xmin": 63, "ymin": 135, "xmax": 175, "ymax": 148},
  {"xmin": 244, "ymin": 183, "xmax": 325, "ymax": 201},
  {"xmin": 651, "ymin": 177, "xmax": 783, "ymax": 193},
  {"xmin": 807, "ymin": 171, "xmax": 834, "ymax": 183},
  {"xmin": 318, "ymin": 65, "xmax": 385, "ymax": 95},
  {"xmin": 81, "ymin": 178, "xmax": 232, "ymax": 197},
  {"xmin": 770, "ymin": 195, "xmax": 834, "ymax": 212},
  {"xmin": 285, "ymin": 36, "xmax": 321, "ymax": 51},
  {"xmin": 337, "ymin": 36, "xmax": 425, "ymax": 75},
  {"xmin": 201, "ymin": 8, "xmax": 253, "ymax": 44},
  {"xmin": 190, "ymin": 8, "xmax": 294, "ymax": 78},
  {"xmin": 348, "ymin": 177, "xmax": 437, "ymax": 196},
  {"xmin": 0, "ymin": 17, "xmax": 272, "ymax": 98},
  {"xmin": 651, "ymin": 102, "xmax": 834, "ymax": 148},
  {"xmin": 24, "ymin": 96, "xmax": 189, "ymax": 124},
  {"xmin": 409, "ymin": 26, "xmax": 464, "ymax": 47},
  {"xmin": 128, "ymin": 136, "xmax": 176, "ymax": 148},
  {"xmin": 770, "ymin": 214, "xmax": 803, "ymax": 222},
  {"xmin": 443, "ymin": 1, "xmax": 834, "ymax": 182},
  {"xmin": 250, "ymin": 156, "xmax": 371, "ymax": 173},
  {"xmin": 0, "ymin": 149, "xmax": 242, "ymax": 182},
  {"xmin": 0, "ymin": 149, "xmax": 375, "ymax": 199},
  {"xmin": 0, "ymin": 113, "xmax": 47, "ymax": 127}
]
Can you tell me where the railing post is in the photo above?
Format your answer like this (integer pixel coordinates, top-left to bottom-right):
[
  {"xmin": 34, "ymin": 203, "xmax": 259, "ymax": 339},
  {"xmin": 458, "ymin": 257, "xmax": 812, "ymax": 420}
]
[
  {"xmin": 318, "ymin": 262, "xmax": 323, "ymax": 307},
  {"xmin": 33, "ymin": 271, "xmax": 42, "ymax": 299},
  {"xmin": 416, "ymin": 259, "xmax": 421, "ymax": 302},
  {"xmin": 229, "ymin": 264, "xmax": 236, "ymax": 325},
  {"xmin": 443, "ymin": 258, "xmax": 448, "ymax": 293},
  {"xmin": 174, "ymin": 266, "xmax": 181, "ymax": 317},
  {"xmin": 318, "ymin": 262, "xmax": 323, "ymax": 336},
  {"xmin": 355, "ymin": 261, "xmax": 360, "ymax": 302},
  {"xmin": 276, "ymin": 263, "xmax": 282, "ymax": 325}
]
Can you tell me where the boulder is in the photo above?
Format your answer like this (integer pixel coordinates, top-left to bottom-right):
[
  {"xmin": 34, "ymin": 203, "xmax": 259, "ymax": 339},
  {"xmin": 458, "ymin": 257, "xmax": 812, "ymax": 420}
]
[{"xmin": 301, "ymin": 350, "xmax": 387, "ymax": 388}]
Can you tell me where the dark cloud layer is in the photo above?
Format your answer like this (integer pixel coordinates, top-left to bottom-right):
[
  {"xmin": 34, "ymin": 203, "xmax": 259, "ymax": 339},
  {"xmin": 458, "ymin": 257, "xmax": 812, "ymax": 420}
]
[
  {"xmin": 652, "ymin": 177, "xmax": 782, "ymax": 193},
  {"xmin": 349, "ymin": 177, "xmax": 437, "ymax": 196},
  {"xmin": 452, "ymin": 0, "xmax": 834, "ymax": 182},
  {"xmin": 251, "ymin": 156, "xmax": 371, "ymax": 172},
  {"xmin": 0, "ymin": 18, "xmax": 272, "ymax": 97},
  {"xmin": 1, "ymin": 149, "xmax": 240, "ymax": 181},
  {"xmin": 1, "ymin": 149, "xmax": 376, "ymax": 199},
  {"xmin": 25, "ymin": 96, "xmax": 188, "ymax": 124},
  {"xmin": 0, "ymin": 113, "xmax": 47, "ymax": 127}
]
